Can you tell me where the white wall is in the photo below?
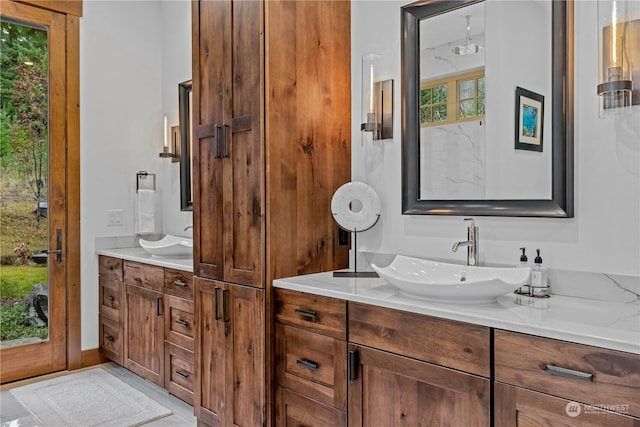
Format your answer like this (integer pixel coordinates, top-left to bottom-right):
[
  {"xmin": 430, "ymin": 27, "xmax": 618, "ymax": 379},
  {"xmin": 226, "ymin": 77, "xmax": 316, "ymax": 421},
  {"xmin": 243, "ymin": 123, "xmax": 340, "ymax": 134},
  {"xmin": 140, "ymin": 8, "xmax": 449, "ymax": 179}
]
[
  {"xmin": 351, "ymin": 1, "xmax": 640, "ymax": 276},
  {"xmin": 80, "ymin": 1, "xmax": 191, "ymax": 350}
]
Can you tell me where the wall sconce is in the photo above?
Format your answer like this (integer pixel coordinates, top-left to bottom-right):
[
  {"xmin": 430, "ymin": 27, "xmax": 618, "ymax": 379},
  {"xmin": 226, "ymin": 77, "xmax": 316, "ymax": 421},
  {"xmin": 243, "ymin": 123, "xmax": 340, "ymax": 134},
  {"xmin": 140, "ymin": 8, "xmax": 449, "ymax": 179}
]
[
  {"xmin": 597, "ymin": 0, "xmax": 637, "ymax": 118},
  {"xmin": 361, "ymin": 53, "xmax": 394, "ymax": 141},
  {"xmin": 159, "ymin": 115, "xmax": 180, "ymax": 161}
]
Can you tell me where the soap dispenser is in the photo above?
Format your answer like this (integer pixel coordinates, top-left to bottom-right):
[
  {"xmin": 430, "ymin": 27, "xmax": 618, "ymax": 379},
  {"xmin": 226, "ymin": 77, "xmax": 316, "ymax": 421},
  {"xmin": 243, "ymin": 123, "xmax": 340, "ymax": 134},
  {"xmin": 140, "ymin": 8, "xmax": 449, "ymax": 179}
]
[
  {"xmin": 530, "ymin": 249, "xmax": 549, "ymax": 297},
  {"xmin": 515, "ymin": 247, "xmax": 530, "ymax": 295}
]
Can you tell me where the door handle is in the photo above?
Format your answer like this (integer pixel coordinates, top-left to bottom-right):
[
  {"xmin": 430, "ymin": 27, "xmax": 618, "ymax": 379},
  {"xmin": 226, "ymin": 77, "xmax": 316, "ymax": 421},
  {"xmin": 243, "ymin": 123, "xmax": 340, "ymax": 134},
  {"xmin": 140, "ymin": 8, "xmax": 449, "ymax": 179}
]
[
  {"xmin": 349, "ymin": 350, "xmax": 360, "ymax": 382},
  {"xmin": 47, "ymin": 228, "xmax": 63, "ymax": 263},
  {"xmin": 215, "ymin": 288, "xmax": 221, "ymax": 320},
  {"xmin": 157, "ymin": 297, "xmax": 163, "ymax": 316},
  {"xmin": 222, "ymin": 289, "xmax": 229, "ymax": 322},
  {"xmin": 214, "ymin": 125, "xmax": 222, "ymax": 159},
  {"xmin": 221, "ymin": 124, "xmax": 229, "ymax": 158}
]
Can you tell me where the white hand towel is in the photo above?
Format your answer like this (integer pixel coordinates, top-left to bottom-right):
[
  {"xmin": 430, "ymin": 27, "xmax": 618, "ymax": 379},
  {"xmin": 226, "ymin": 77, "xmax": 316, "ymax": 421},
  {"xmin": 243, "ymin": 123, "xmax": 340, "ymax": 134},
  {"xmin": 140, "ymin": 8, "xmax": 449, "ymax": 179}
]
[{"xmin": 136, "ymin": 189, "xmax": 156, "ymax": 235}]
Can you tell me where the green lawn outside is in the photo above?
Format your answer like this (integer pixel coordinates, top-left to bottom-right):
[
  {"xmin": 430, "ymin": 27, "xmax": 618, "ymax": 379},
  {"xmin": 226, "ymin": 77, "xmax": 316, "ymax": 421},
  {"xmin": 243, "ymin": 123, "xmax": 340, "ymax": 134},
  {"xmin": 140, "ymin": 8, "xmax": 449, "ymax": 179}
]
[{"xmin": 0, "ymin": 265, "xmax": 48, "ymax": 299}]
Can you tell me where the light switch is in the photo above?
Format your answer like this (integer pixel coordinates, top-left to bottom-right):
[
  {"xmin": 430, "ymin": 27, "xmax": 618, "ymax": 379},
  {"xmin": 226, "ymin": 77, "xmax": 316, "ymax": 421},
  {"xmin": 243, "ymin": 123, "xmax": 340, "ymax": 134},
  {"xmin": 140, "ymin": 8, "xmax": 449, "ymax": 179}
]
[{"xmin": 107, "ymin": 209, "xmax": 123, "ymax": 227}]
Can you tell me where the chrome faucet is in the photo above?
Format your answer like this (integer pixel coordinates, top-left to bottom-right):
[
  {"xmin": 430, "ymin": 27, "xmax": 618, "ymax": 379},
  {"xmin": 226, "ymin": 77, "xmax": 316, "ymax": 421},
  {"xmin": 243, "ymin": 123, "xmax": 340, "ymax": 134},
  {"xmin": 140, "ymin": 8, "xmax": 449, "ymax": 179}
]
[
  {"xmin": 184, "ymin": 225, "xmax": 193, "ymax": 231},
  {"xmin": 452, "ymin": 218, "xmax": 479, "ymax": 266}
]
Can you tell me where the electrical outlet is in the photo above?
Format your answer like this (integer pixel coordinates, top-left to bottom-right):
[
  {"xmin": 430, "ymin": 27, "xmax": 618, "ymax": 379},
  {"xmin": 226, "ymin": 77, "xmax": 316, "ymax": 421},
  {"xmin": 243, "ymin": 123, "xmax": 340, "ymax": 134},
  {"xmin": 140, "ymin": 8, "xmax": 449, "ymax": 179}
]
[
  {"xmin": 107, "ymin": 209, "xmax": 123, "ymax": 227},
  {"xmin": 338, "ymin": 227, "xmax": 349, "ymax": 246}
]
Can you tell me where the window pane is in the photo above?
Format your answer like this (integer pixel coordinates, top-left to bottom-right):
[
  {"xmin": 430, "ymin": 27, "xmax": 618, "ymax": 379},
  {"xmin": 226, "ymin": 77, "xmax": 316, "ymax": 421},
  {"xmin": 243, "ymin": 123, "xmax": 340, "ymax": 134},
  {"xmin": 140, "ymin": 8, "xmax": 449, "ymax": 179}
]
[
  {"xmin": 459, "ymin": 100, "xmax": 476, "ymax": 118},
  {"xmin": 420, "ymin": 88, "xmax": 432, "ymax": 105},
  {"xmin": 458, "ymin": 79, "xmax": 476, "ymax": 99},
  {"xmin": 434, "ymin": 104, "xmax": 447, "ymax": 122},
  {"xmin": 478, "ymin": 77, "xmax": 485, "ymax": 97},
  {"xmin": 433, "ymin": 85, "xmax": 447, "ymax": 103},
  {"xmin": 420, "ymin": 106, "xmax": 431, "ymax": 124},
  {"xmin": 477, "ymin": 98, "xmax": 485, "ymax": 115}
]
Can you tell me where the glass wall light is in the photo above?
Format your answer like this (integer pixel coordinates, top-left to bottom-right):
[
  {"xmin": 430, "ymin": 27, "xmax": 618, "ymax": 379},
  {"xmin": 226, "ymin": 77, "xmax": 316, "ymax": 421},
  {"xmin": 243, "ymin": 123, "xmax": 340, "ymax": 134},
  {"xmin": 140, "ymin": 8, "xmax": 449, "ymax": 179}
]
[
  {"xmin": 361, "ymin": 53, "xmax": 394, "ymax": 142},
  {"xmin": 159, "ymin": 114, "xmax": 179, "ymax": 161},
  {"xmin": 597, "ymin": 0, "xmax": 634, "ymax": 117}
]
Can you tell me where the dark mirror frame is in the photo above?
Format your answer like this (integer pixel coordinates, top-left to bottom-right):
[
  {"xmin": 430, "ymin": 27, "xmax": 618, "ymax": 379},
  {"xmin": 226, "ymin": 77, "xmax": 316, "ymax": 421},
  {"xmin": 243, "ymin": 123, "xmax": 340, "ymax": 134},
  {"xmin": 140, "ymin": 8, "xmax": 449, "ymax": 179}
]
[
  {"xmin": 179, "ymin": 80, "xmax": 193, "ymax": 211},
  {"xmin": 401, "ymin": 0, "xmax": 574, "ymax": 217}
]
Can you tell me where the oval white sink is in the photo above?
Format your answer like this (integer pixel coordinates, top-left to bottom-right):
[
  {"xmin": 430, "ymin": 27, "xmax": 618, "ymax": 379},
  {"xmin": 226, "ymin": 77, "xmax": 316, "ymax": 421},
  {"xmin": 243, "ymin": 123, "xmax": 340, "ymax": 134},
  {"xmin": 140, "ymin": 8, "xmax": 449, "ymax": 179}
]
[
  {"xmin": 139, "ymin": 234, "xmax": 193, "ymax": 258},
  {"xmin": 372, "ymin": 255, "xmax": 531, "ymax": 304}
]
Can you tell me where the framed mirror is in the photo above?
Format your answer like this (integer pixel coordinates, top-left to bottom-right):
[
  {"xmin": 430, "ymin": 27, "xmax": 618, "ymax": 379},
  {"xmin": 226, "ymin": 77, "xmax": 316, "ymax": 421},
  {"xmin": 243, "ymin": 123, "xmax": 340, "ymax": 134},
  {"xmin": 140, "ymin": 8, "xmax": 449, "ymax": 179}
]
[
  {"xmin": 401, "ymin": 0, "xmax": 573, "ymax": 217},
  {"xmin": 179, "ymin": 80, "xmax": 193, "ymax": 211}
]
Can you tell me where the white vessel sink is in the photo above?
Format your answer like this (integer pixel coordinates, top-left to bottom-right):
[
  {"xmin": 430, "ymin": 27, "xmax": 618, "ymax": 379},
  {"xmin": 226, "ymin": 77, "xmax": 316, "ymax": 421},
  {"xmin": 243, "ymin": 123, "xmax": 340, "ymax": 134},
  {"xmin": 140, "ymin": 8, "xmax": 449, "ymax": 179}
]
[
  {"xmin": 139, "ymin": 234, "xmax": 193, "ymax": 258},
  {"xmin": 371, "ymin": 255, "xmax": 531, "ymax": 304}
]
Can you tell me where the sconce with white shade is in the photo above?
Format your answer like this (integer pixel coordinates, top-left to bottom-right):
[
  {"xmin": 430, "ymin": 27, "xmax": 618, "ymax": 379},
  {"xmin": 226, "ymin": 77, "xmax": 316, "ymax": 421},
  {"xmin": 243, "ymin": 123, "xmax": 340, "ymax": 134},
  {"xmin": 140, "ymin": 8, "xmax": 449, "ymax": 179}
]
[
  {"xmin": 361, "ymin": 53, "xmax": 394, "ymax": 142},
  {"xmin": 159, "ymin": 115, "xmax": 180, "ymax": 162},
  {"xmin": 597, "ymin": 0, "xmax": 637, "ymax": 118}
]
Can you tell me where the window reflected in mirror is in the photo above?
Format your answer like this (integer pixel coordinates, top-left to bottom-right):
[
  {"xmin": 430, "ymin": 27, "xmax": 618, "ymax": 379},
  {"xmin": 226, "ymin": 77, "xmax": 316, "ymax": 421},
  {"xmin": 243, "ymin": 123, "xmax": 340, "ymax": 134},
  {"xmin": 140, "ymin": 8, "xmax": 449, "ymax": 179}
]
[{"xmin": 179, "ymin": 80, "xmax": 192, "ymax": 211}]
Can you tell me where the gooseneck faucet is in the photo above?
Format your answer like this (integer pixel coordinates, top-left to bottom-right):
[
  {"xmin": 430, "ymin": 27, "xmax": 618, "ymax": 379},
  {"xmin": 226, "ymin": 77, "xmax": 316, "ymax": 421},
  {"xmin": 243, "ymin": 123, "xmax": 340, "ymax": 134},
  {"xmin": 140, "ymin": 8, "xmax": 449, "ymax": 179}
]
[{"xmin": 452, "ymin": 218, "xmax": 479, "ymax": 266}]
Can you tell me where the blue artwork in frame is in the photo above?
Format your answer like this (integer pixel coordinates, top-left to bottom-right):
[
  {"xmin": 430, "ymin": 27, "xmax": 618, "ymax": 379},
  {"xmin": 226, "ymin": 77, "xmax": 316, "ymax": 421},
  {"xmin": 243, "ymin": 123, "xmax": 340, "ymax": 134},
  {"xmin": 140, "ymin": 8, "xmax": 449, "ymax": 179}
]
[{"xmin": 515, "ymin": 86, "xmax": 544, "ymax": 152}]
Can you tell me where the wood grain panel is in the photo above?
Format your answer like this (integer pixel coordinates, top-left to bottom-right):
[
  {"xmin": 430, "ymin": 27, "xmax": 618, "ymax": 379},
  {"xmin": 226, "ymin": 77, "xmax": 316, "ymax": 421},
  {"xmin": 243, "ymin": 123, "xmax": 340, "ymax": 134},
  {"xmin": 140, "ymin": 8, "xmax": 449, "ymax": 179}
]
[
  {"xmin": 99, "ymin": 255, "xmax": 123, "ymax": 281},
  {"xmin": 123, "ymin": 260, "xmax": 164, "ymax": 292},
  {"xmin": 165, "ymin": 295, "xmax": 194, "ymax": 351},
  {"xmin": 495, "ymin": 330, "xmax": 640, "ymax": 418},
  {"xmin": 276, "ymin": 387, "xmax": 347, "ymax": 427},
  {"xmin": 165, "ymin": 342, "xmax": 194, "ymax": 405},
  {"xmin": 349, "ymin": 302, "xmax": 491, "ymax": 377},
  {"xmin": 98, "ymin": 277, "xmax": 123, "ymax": 321},
  {"xmin": 15, "ymin": 0, "xmax": 82, "ymax": 16},
  {"xmin": 99, "ymin": 315, "xmax": 123, "ymax": 365},
  {"xmin": 164, "ymin": 269, "xmax": 194, "ymax": 300},
  {"xmin": 495, "ymin": 382, "xmax": 640, "ymax": 426},
  {"xmin": 274, "ymin": 289, "xmax": 346, "ymax": 339},
  {"xmin": 348, "ymin": 344, "xmax": 490, "ymax": 427}
]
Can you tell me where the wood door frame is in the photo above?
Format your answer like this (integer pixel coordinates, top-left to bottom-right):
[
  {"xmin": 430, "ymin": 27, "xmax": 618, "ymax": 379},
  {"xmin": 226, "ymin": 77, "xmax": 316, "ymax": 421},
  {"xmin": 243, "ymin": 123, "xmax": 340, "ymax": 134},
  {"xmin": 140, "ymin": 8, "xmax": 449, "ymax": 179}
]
[{"xmin": 0, "ymin": 0, "xmax": 81, "ymax": 383}]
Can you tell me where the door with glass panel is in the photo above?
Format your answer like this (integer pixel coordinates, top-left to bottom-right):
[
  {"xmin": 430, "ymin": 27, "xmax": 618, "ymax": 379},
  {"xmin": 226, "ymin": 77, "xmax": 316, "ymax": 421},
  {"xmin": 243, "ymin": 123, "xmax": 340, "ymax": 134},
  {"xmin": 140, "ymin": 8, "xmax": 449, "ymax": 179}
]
[{"xmin": 0, "ymin": 2, "xmax": 67, "ymax": 383}]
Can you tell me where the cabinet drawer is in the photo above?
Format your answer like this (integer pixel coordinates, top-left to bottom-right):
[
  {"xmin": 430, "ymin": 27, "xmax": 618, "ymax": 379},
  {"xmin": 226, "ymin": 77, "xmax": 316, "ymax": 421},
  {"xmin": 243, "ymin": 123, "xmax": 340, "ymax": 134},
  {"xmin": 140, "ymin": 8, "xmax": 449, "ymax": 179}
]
[
  {"xmin": 494, "ymin": 330, "xmax": 640, "ymax": 418},
  {"xmin": 276, "ymin": 387, "xmax": 346, "ymax": 427},
  {"xmin": 349, "ymin": 302, "xmax": 491, "ymax": 377},
  {"xmin": 99, "ymin": 256, "xmax": 123, "ymax": 281},
  {"xmin": 99, "ymin": 315, "xmax": 123, "ymax": 365},
  {"xmin": 165, "ymin": 295, "xmax": 194, "ymax": 351},
  {"xmin": 99, "ymin": 277, "xmax": 123, "ymax": 321},
  {"xmin": 276, "ymin": 324, "xmax": 346, "ymax": 410},
  {"xmin": 275, "ymin": 289, "xmax": 346, "ymax": 339},
  {"xmin": 165, "ymin": 343, "xmax": 194, "ymax": 405},
  {"xmin": 164, "ymin": 269, "xmax": 194, "ymax": 300},
  {"xmin": 123, "ymin": 260, "xmax": 164, "ymax": 292}
]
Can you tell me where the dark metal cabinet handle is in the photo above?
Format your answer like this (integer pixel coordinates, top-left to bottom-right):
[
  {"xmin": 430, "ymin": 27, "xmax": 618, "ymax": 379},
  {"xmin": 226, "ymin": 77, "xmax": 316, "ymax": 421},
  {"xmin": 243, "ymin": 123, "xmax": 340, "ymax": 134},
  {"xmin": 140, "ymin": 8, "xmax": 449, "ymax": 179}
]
[
  {"xmin": 173, "ymin": 280, "xmax": 188, "ymax": 288},
  {"xmin": 222, "ymin": 289, "xmax": 229, "ymax": 322},
  {"xmin": 215, "ymin": 288, "xmax": 221, "ymax": 320},
  {"xmin": 296, "ymin": 359, "xmax": 319, "ymax": 371},
  {"xmin": 221, "ymin": 124, "xmax": 229, "ymax": 158},
  {"xmin": 105, "ymin": 335, "xmax": 115, "ymax": 342},
  {"xmin": 175, "ymin": 319, "xmax": 189, "ymax": 327},
  {"xmin": 349, "ymin": 350, "xmax": 360, "ymax": 382},
  {"xmin": 294, "ymin": 308, "xmax": 318, "ymax": 322},
  {"xmin": 107, "ymin": 295, "xmax": 115, "ymax": 301},
  {"xmin": 545, "ymin": 364, "xmax": 593, "ymax": 381},
  {"xmin": 157, "ymin": 297, "xmax": 163, "ymax": 316},
  {"xmin": 214, "ymin": 125, "xmax": 222, "ymax": 159},
  {"xmin": 175, "ymin": 370, "xmax": 189, "ymax": 379}
]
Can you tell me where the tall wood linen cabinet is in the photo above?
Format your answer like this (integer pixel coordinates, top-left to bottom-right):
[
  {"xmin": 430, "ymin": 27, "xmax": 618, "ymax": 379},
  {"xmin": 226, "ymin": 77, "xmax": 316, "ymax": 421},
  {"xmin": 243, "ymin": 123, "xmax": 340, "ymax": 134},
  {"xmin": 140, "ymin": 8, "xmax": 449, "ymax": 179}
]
[{"xmin": 191, "ymin": 1, "xmax": 351, "ymax": 426}]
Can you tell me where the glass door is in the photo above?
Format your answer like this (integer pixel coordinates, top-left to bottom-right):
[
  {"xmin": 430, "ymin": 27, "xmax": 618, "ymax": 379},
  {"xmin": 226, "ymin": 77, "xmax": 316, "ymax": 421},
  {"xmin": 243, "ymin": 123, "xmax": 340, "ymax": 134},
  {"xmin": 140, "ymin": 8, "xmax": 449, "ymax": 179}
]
[{"xmin": 0, "ymin": 2, "xmax": 67, "ymax": 383}]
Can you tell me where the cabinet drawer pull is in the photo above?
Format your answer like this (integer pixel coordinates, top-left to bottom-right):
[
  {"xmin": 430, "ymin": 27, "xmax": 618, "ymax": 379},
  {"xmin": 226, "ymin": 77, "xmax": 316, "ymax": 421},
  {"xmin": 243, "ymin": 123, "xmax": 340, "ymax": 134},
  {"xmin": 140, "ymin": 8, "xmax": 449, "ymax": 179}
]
[
  {"xmin": 545, "ymin": 364, "xmax": 593, "ymax": 381},
  {"xmin": 349, "ymin": 350, "xmax": 360, "ymax": 382},
  {"xmin": 105, "ymin": 335, "xmax": 115, "ymax": 342},
  {"xmin": 296, "ymin": 358, "xmax": 319, "ymax": 371},
  {"xmin": 107, "ymin": 295, "xmax": 115, "ymax": 301},
  {"xmin": 294, "ymin": 308, "xmax": 318, "ymax": 322},
  {"xmin": 173, "ymin": 280, "xmax": 188, "ymax": 288},
  {"xmin": 175, "ymin": 319, "xmax": 189, "ymax": 327},
  {"xmin": 175, "ymin": 370, "xmax": 189, "ymax": 379}
]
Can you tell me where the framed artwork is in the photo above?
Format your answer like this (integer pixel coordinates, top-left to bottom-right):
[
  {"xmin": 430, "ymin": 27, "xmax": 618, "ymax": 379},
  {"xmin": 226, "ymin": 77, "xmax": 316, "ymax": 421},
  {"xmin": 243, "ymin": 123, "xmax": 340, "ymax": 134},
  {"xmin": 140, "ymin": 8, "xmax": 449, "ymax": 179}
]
[{"xmin": 515, "ymin": 86, "xmax": 544, "ymax": 152}]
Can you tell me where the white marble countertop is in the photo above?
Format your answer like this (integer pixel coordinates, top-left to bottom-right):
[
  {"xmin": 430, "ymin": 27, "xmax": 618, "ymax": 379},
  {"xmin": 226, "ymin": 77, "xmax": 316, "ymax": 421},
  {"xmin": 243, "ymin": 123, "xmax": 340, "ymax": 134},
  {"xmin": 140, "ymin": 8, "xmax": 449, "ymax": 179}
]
[
  {"xmin": 96, "ymin": 247, "xmax": 193, "ymax": 272},
  {"xmin": 273, "ymin": 272, "xmax": 640, "ymax": 355}
]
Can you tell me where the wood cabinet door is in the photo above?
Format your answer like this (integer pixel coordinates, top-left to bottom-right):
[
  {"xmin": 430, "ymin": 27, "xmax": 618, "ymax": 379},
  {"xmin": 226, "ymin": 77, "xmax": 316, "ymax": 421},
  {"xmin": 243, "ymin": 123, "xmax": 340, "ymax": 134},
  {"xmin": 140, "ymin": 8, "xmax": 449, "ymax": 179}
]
[
  {"xmin": 194, "ymin": 278, "xmax": 227, "ymax": 426},
  {"xmin": 195, "ymin": 277, "xmax": 265, "ymax": 426},
  {"xmin": 348, "ymin": 345, "xmax": 490, "ymax": 427},
  {"xmin": 192, "ymin": 0, "xmax": 264, "ymax": 288},
  {"xmin": 124, "ymin": 284, "xmax": 164, "ymax": 386},
  {"xmin": 495, "ymin": 382, "xmax": 640, "ymax": 426}
]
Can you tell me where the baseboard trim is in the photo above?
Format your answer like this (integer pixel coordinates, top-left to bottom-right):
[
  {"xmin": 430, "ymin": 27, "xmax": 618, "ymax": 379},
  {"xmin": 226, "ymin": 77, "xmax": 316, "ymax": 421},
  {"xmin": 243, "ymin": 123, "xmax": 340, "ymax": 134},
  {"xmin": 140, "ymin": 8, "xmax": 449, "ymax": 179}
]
[{"xmin": 80, "ymin": 348, "xmax": 108, "ymax": 368}]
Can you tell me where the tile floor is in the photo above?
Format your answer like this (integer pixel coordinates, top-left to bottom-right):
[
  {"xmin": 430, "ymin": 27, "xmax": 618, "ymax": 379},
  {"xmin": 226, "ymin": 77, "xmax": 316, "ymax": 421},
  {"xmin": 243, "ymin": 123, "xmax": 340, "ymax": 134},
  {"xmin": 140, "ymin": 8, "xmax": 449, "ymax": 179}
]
[{"xmin": 0, "ymin": 362, "xmax": 197, "ymax": 426}]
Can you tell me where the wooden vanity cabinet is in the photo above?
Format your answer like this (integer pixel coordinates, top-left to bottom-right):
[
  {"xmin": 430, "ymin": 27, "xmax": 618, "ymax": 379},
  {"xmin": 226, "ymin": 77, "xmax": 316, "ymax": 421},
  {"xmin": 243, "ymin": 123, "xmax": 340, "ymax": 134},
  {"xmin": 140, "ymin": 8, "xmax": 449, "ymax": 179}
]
[
  {"xmin": 494, "ymin": 330, "xmax": 640, "ymax": 424},
  {"xmin": 347, "ymin": 302, "xmax": 491, "ymax": 426},
  {"xmin": 194, "ymin": 277, "xmax": 265, "ymax": 427},
  {"xmin": 123, "ymin": 261, "xmax": 165, "ymax": 387},
  {"xmin": 98, "ymin": 256, "xmax": 124, "ymax": 364},
  {"xmin": 275, "ymin": 289, "xmax": 348, "ymax": 426}
]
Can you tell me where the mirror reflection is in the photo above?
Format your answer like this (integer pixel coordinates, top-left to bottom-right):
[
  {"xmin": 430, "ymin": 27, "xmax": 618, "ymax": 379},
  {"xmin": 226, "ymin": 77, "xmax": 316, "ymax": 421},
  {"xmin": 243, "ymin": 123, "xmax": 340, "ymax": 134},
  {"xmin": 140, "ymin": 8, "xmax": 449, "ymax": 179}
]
[{"xmin": 179, "ymin": 80, "xmax": 193, "ymax": 211}]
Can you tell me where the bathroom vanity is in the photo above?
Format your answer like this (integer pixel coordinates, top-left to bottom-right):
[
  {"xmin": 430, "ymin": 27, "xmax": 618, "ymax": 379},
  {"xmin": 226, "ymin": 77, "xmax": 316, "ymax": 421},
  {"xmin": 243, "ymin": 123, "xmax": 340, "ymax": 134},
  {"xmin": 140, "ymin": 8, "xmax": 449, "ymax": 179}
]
[
  {"xmin": 274, "ymin": 273, "xmax": 640, "ymax": 426},
  {"xmin": 96, "ymin": 251, "xmax": 195, "ymax": 405}
]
